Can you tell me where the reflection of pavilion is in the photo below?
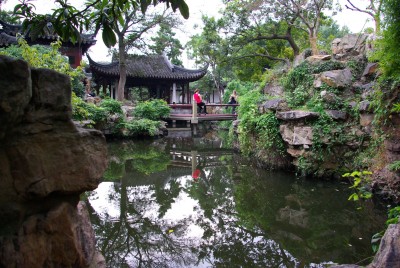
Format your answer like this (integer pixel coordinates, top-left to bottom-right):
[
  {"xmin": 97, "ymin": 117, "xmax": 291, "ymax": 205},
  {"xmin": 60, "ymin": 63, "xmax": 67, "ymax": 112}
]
[{"xmin": 122, "ymin": 149, "xmax": 234, "ymax": 187}]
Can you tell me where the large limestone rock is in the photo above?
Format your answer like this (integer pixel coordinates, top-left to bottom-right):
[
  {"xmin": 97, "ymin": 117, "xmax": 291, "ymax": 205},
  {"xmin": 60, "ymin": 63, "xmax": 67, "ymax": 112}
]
[
  {"xmin": 0, "ymin": 55, "xmax": 107, "ymax": 267},
  {"xmin": 314, "ymin": 68, "xmax": 353, "ymax": 89},
  {"xmin": 0, "ymin": 57, "xmax": 32, "ymax": 140},
  {"xmin": 280, "ymin": 125, "xmax": 313, "ymax": 146},
  {"xmin": 276, "ymin": 110, "xmax": 319, "ymax": 121},
  {"xmin": 332, "ymin": 33, "xmax": 371, "ymax": 60}
]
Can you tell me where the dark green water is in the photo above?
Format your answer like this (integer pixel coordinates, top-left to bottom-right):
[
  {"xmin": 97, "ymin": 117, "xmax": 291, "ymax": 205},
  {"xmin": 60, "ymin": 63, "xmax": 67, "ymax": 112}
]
[{"xmin": 86, "ymin": 130, "xmax": 386, "ymax": 268}]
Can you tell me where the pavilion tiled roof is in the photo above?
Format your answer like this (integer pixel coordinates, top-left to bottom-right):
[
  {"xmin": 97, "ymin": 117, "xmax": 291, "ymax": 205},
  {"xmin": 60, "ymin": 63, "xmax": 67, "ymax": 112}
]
[
  {"xmin": 0, "ymin": 19, "xmax": 96, "ymax": 48},
  {"xmin": 87, "ymin": 54, "xmax": 208, "ymax": 82}
]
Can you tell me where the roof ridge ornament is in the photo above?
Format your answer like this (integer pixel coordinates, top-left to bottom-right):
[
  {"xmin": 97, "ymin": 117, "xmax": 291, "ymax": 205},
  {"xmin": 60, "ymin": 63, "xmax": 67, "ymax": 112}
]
[{"xmin": 162, "ymin": 52, "xmax": 175, "ymax": 72}]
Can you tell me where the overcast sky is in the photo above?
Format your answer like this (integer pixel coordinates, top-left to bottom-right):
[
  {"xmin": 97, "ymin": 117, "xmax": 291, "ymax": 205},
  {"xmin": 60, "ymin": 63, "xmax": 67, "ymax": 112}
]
[{"xmin": 3, "ymin": 0, "xmax": 373, "ymax": 66}]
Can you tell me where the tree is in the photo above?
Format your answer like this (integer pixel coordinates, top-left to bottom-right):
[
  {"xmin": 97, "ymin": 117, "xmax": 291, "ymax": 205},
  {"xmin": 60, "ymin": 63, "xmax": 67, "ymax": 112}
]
[
  {"xmin": 371, "ymin": 0, "xmax": 400, "ymax": 77},
  {"xmin": 13, "ymin": 0, "xmax": 189, "ymax": 45},
  {"xmin": 345, "ymin": 0, "xmax": 383, "ymax": 33},
  {"xmin": 264, "ymin": 0, "xmax": 337, "ymax": 55},
  {"xmin": 221, "ymin": 0, "xmax": 303, "ymax": 63},
  {"xmin": 149, "ymin": 22, "xmax": 184, "ymax": 66},
  {"xmin": 91, "ymin": 2, "xmax": 179, "ymax": 101},
  {"xmin": 317, "ymin": 18, "xmax": 350, "ymax": 52},
  {"xmin": 13, "ymin": 0, "xmax": 189, "ymax": 101},
  {"xmin": 187, "ymin": 16, "xmax": 227, "ymax": 99}
]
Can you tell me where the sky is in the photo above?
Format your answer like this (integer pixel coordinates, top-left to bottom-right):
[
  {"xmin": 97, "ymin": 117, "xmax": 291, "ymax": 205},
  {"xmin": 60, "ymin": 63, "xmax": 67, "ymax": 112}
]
[{"xmin": 2, "ymin": 0, "xmax": 373, "ymax": 67}]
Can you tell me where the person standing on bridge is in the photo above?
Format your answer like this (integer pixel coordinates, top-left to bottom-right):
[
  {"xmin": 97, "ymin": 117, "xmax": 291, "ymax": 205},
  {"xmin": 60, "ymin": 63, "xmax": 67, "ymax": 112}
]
[
  {"xmin": 194, "ymin": 89, "xmax": 207, "ymax": 114},
  {"xmin": 228, "ymin": 90, "xmax": 238, "ymax": 114}
]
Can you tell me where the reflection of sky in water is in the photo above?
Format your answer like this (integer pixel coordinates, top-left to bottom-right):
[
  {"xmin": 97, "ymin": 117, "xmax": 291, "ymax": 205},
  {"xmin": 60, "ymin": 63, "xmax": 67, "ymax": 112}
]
[
  {"xmin": 89, "ymin": 176, "xmax": 210, "ymax": 241},
  {"xmin": 87, "ymin": 138, "xmax": 385, "ymax": 267},
  {"xmin": 89, "ymin": 182, "xmax": 120, "ymax": 219},
  {"xmin": 88, "ymin": 175, "xmax": 304, "ymax": 267}
]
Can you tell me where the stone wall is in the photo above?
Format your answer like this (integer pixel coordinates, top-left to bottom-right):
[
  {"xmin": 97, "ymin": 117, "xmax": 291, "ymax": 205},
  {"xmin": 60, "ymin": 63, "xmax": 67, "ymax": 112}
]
[{"xmin": 0, "ymin": 55, "xmax": 107, "ymax": 267}]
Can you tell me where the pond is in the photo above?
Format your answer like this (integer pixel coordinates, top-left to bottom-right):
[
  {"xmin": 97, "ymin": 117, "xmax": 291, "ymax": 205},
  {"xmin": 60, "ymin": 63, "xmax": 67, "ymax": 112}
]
[{"xmin": 86, "ymin": 130, "xmax": 386, "ymax": 268}]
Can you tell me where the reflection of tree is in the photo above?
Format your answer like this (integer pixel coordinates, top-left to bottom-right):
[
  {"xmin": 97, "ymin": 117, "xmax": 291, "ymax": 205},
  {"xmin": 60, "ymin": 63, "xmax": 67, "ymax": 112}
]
[
  {"xmin": 103, "ymin": 141, "xmax": 170, "ymax": 182},
  {"xmin": 88, "ymin": 176, "xmax": 199, "ymax": 267},
  {"xmin": 88, "ymin": 138, "xmax": 386, "ymax": 267}
]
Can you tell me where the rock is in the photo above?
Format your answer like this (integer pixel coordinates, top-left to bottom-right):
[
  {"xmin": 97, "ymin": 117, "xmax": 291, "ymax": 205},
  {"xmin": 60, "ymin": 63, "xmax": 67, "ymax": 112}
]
[
  {"xmin": 305, "ymin": 54, "xmax": 332, "ymax": 64},
  {"xmin": 0, "ymin": 56, "xmax": 32, "ymax": 140},
  {"xmin": 0, "ymin": 55, "xmax": 107, "ymax": 267},
  {"xmin": 287, "ymin": 148, "xmax": 306, "ymax": 158},
  {"xmin": 122, "ymin": 105, "xmax": 135, "ymax": 117},
  {"xmin": 319, "ymin": 68, "xmax": 353, "ymax": 88},
  {"xmin": 293, "ymin": 127, "xmax": 313, "ymax": 145},
  {"xmin": 320, "ymin": 90, "xmax": 339, "ymax": 103},
  {"xmin": 360, "ymin": 113, "xmax": 374, "ymax": 127},
  {"xmin": 332, "ymin": 34, "xmax": 370, "ymax": 60},
  {"xmin": 362, "ymin": 62, "xmax": 379, "ymax": 77},
  {"xmin": 361, "ymin": 82, "xmax": 375, "ymax": 100},
  {"xmin": 385, "ymin": 139, "xmax": 400, "ymax": 153},
  {"xmin": 263, "ymin": 83, "xmax": 285, "ymax": 97},
  {"xmin": 0, "ymin": 202, "xmax": 102, "ymax": 268},
  {"xmin": 367, "ymin": 224, "xmax": 400, "ymax": 267},
  {"xmin": 280, "ymin": 125, "xmax": 313, "ymax": 146},
  {"xmin": 359, "ymin": 100, "xmax": 371, "ymax": 112},
  {"xmin": 262, "ymin": 98, "xmax": 288, "ymax": 111},
  {"xmin": 276, "ymin": 110, "xmax": 319, "ymax": 121},
  {"xmin": 325, "ymin": 110, "xmax": 347, "ymax": 120},
  {"xmin": 293, "ymin": 49, "xmax": 312, "ymax": 67}
]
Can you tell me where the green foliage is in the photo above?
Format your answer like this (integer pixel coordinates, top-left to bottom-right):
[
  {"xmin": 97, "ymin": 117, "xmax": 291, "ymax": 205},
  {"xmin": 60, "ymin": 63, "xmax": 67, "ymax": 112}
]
[
  {"xmin": 386, "ymin": 206, "xmax": 400, "ymax": 225},
  {"xmin": 281, "ymin": 62, "xmax": 313, "ymax": 108},
  {"xmin": 388, "ymin": 161, "xmax": 400, "ymax": 172},
  {"xmin": 370, "ymin": 77, "xmax": 400, "ymax": 127},
  {"xmin": 342, "ymin": 171, "xmax": 373, "ymax": 201},
  {"xmin": 121, "ymin": 119, "xmax": 161, "ymax": 137},
  {"xmin": 222, "ymin": 80, "xmax": 254, "ymax": 104},
  {"xmin": 236, "ymin": 89, "xmax": 264, "ymax": 156},
  {"xmin": 317, "ymin": 20, "xmax": 350, "ymax": 53},
  {"xmin": 369, "ymin": 0, "xmax": 400, "ymax": 77},
  {"xmin": 0, "ymin": 38, "xmax": 85, "ymax": 96},
  {"xmin": 391, "ymin": 103, "xmax": 400, "ymax": 113},
  {"xmin": 346, "ymin": 59, "xmax": 367, "ymax": 80},
  {"xmin": 99, "ymin": 98, "xmax": 124, "ymax": 115},
  {"xmin": 254, "ymin": 112, "xmax": 285, "ymax": 153},
  {"xmin": 13, "ymin": 0, "xmax": 189, "ymax": 48},
  {"xmin": 133, "ymin": 99, "xmax": 171, "ymax": 120},
  {"xmin": 232, "ymin": 87, "xmax": 285, "ymax": 158},
  {"xmin": 129, "ymin": 148, "xmax": 170, "ymax": 174},
  {"xmin": 149, "ymin": 22, "xmax": 183, "ymax": 66},
  {"xmin": 71, "ymin": 92, "xmax": 91, "ymax": 121}
]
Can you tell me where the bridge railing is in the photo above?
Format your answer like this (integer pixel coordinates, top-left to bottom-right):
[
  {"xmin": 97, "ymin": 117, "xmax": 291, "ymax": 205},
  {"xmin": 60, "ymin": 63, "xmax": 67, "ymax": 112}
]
[{"xmin": 168, "ymin": 103, "xmax": 239, "ymax": 125}]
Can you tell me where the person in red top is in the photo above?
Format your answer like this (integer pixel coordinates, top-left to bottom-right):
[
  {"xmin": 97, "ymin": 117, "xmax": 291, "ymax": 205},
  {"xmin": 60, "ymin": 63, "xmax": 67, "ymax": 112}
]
[{"xmin": 193, "ymin": 89, "xmax": 207, "ymax": 114}]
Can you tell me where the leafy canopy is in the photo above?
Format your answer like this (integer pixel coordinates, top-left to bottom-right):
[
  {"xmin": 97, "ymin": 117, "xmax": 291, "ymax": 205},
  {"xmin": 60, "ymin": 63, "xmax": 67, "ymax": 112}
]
[{"xmin": 13, "ymin": 0, "xmax": 189, "ymax": 48}]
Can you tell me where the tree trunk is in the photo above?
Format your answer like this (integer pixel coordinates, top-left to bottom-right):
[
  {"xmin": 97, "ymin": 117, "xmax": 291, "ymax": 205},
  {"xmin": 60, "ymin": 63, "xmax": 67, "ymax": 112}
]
[
  {"xmin": 309, "ymin": 31, "xmax": 319, "ymax": 55},
  {"xmin": 117, "ymin": 35, "xmax": 126, "ymax": 101}
]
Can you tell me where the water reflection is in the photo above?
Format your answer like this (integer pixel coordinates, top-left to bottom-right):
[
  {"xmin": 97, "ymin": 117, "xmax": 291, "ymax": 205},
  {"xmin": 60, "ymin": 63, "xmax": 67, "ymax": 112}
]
[{"xmin": 86, "ymin": 131, "xmax": 386, "ymax": 267}]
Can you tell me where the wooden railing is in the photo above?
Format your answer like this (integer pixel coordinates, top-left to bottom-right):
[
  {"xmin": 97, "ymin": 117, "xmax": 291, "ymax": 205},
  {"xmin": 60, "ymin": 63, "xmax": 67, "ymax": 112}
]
[{"xmin": 168, "ymin": 103, "xmax": 239, "ymax": 125}]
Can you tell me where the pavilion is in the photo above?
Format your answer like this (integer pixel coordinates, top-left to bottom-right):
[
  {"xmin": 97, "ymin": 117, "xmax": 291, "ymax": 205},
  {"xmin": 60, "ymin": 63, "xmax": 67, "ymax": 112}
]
[
  {"xmin": 0, "ymin": 19, "xmax": 96, "ymax": 68},
  {"xmin": 87, "ymin": 54, "xmax": 208, "ymax": 104}
]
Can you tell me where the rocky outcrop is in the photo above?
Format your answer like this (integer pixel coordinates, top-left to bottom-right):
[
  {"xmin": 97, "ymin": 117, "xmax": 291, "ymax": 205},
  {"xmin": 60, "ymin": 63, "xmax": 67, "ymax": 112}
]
[
  {"xmin": 332, "ymin": 33, "xmax": 373, "ymax": 60},
  {"xmin": 0, "ymin": 55, "xmax": 107, "ymax": 267}
]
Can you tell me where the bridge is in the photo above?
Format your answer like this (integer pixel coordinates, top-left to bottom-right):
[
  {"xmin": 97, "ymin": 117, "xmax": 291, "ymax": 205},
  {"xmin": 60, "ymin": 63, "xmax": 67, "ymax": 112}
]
[{"xmin": 167, "ymin": 102, "xmax": 239, "ymax": 127}]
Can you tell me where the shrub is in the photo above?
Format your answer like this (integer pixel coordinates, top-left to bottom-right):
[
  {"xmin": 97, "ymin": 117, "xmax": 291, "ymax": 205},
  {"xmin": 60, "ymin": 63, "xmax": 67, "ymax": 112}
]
[
  {"xmin": 99, "ymin": 98, "xmax": 123, "ymax": 115},
  {"xmin": 0, "ymin": 38, "xmax": 85, "ymax": 96},
  {"xmin": 133, "ymin": 99, "xmax": 171, "ymax": 120},
  {"xmin": 121, "ymin": 119, "xmax": 161, "ymax": 137}
]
